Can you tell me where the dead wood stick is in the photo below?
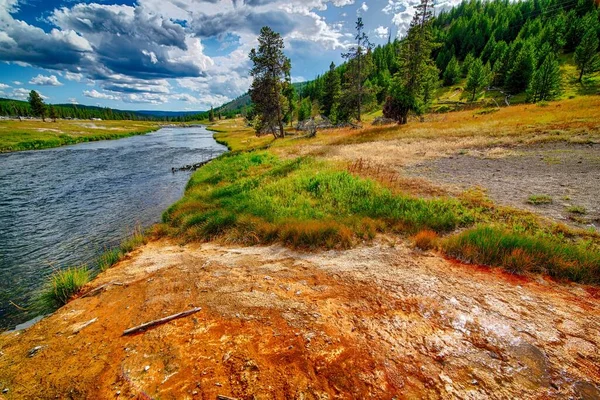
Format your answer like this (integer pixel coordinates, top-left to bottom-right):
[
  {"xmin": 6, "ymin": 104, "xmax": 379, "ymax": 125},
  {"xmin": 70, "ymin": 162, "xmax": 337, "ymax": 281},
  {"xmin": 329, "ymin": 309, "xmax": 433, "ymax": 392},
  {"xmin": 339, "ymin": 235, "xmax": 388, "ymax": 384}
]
[
  {"xmin": 217, "ymin": 396, "xmax": 239, "ymax": 400},
  {"xmin": 81, "ymin": 281, "xmax": 124, "ymax": 298},
  {"xmin": 122, "ymin": 307, "xmax": 201, "ymax": 336},
  {"xmin": 73, "ymin": 317, "xmax": 97, "ymax": 334}
]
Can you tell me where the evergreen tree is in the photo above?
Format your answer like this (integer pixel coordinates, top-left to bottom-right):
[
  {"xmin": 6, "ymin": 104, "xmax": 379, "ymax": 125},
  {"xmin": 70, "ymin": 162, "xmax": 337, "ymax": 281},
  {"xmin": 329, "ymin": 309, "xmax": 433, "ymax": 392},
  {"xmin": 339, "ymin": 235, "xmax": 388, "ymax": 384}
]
[
  {"xmin": 504, "ymin": 41, "xmax": 536, "ymax": 93},
  {"xmin": 49, "ymin": 106, "xmax": 58, "ymax": 122},
  {"xmin": 462, "ymin": 52, "xmax": 475, "ymax": 77},
  {"xmin": 527, "ymin": 53, "xmax": 562, "ymax": 102},
  {"xmin": 341, "ymin": 18, "xmax": 373, "ymax": 122},
  {"xmin": 443, "ymin": 56, "xmax": 461, "ymax": 86},
  {"xmin": 298, "ymin": 97, "xmax": 312, "ymax": 121},
  {"xmin": 28, "ymin": 90, "xmax": 46, "ymax": 122},
  {"xmin": 322, "ymin": 62, "xmax": 341, "ymax": 119},
  {"xmin": 209, "ymin": 106, "xmax": 215, "ymax": 122},
  {"xmin": 465, "ymin": 58, "xmax": 490, "ymax": 101},
  {"xmin": 249, "ymin": 26, "xmax": 291, "ymax": 138},
  {"xmin": 384, "ymin": 0, "xmax": 438, "ymax": 124},
  {"xmin": 283, "ymin": 84, "xmax": 297, "ymax": 125},
  {"xmin": 574, "ymin": 27, "xmax": 600, "ymax": 82}
]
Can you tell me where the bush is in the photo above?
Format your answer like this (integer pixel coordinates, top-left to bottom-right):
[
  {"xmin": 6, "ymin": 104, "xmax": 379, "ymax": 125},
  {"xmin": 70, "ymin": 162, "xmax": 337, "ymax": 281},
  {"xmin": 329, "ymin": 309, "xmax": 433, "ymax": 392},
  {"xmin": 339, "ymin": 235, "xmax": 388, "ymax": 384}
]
[
  {"xmin": 38, "ymin": 267, "xmax": 90, "ymax": 311},
  {"xmin": 98, "ymin": 248, "xmax": 121, "ymax": 272},
  {"xmin": 527, "ymin": 194, "xmax": 553, "ymax": 205}
]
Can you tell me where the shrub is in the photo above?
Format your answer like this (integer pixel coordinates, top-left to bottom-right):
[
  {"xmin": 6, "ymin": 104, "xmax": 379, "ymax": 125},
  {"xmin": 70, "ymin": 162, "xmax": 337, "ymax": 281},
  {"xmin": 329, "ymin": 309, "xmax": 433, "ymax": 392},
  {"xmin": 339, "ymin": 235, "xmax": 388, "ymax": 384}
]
[
  {"xmin": 38, "ymin": 267, "xmax": 90, "ymax": 311},
  {"xmin": 566, "ymin": 205, "xmax": 586, "ymax": 215},
  {"xmin": 119, "ymin": 228, "xmax": 147, "ymax": 253},
  {"xmin": 414, "ymin": 230, "xmax": 439, "ymax": 250}
]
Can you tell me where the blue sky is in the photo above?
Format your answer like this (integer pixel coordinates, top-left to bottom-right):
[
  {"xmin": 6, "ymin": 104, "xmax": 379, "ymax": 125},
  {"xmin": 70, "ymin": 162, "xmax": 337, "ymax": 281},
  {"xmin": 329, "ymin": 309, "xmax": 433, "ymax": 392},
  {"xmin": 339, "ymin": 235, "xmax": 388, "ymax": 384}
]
[{"xmin": 0, "ymin": 0, "xmax": 459, "ymax": 111}]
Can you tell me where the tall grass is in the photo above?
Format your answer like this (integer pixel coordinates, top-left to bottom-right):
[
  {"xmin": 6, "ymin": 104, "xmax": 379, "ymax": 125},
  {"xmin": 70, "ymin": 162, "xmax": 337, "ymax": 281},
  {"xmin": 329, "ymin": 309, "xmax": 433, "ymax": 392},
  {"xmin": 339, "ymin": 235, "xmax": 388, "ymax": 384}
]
[
  {"xmin": 444, "ymin": 226, "xmax": 600, "ymax": 284},
  {"xmin": 163, "ymin": 152, "xmax": 473, "ymax": 249},
  {"xmin": 37, "ymin": 267, "xmax": 90, "ymax": 311},
  {"xmin": 98, "ymin": 228, "xmax": 147, "ymax": 271}
]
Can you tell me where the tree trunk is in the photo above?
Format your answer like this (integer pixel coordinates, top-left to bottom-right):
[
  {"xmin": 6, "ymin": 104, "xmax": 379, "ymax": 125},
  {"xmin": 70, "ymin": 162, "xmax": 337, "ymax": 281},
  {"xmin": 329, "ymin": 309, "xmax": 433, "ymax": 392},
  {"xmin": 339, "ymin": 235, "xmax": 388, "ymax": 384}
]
[
  {"xmin": 578, "ymin": 67, "xmax": 584, "ymax": 83},
  {"xmin": 357, "ymin": 49, "xmax": 362, "ymax": 123}
]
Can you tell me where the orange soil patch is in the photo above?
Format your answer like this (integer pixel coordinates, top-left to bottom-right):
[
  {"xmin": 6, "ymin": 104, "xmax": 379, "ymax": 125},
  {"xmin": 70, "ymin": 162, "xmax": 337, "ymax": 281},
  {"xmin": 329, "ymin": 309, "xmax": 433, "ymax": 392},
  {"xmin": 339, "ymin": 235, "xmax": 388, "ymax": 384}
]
[{"xmin": 1, "ymin": 239, "xmax": 599, "ymax": 399}]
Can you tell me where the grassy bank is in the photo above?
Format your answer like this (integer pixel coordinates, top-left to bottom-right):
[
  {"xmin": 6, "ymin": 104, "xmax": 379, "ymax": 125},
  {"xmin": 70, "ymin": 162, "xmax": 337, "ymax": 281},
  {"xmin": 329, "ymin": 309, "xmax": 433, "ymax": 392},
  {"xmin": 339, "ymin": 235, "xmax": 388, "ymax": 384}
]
[
  {"xmin": 0, "ymin": 119, "xmax": 161, "ymax": 152},
  {"xmin": 165, "ymin": 98, "xmax": 600, "ymax": 285},
  {"xmin": 36, "ymin": 229, "xmax": 148, "ymax": 312}
]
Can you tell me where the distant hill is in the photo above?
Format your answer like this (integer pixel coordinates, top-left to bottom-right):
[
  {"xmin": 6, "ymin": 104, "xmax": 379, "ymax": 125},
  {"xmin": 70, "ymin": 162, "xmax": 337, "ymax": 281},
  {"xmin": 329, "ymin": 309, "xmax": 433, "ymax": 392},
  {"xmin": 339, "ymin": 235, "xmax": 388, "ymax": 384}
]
[
  {"xmin": 135, "ymin": 110, "xmax": 205, "ymax": 118},
  {"xmin": 214, "ymin": 81, "xmax": 308, "ymax": 115}
]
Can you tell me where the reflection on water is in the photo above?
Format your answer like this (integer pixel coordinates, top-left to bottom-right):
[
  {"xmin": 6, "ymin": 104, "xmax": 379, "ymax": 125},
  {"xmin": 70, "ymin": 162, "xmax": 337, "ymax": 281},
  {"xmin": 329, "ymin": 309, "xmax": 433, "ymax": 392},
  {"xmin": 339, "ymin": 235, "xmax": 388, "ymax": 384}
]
[{"xmin": 0, "ymin": 126, "xmax": 227, "ymax": 329}]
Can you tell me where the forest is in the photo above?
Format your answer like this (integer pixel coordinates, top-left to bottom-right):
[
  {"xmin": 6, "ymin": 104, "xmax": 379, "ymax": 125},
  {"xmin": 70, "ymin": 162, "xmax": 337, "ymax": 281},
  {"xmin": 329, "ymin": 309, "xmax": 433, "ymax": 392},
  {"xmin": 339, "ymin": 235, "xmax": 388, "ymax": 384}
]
[{"xmin": 290, "ymin": 0, "xmax": 600, "ymax": 125}]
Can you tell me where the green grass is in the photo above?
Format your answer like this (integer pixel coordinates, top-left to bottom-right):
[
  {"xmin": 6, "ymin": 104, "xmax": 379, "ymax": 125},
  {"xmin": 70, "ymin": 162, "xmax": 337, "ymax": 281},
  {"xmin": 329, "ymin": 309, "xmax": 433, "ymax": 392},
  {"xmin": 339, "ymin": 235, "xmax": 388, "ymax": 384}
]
[
  {"xmin": 0, "ymin": 120, "xmax": 160, "ymax": 152},
  {"xmin": 444, "ymin": 226, "xmax": 600, "ymax": 284},
  {"xmin": 566, "ymin": 205, "xmax": 587, "ymax": 215},
  {"xmin": 162, "ymin": 151, "xmax": 473, "ymax": 249},
  {"xmin": 37, "ymin": 267, "xmax": 90, "ymax": 311},
  {"xmin": 98, "ymin": 229, "xmax": 148, "ymax": 271},
  {"xmin": 527, "ymin": 194, "xmax": 553, "ymax": 205}
]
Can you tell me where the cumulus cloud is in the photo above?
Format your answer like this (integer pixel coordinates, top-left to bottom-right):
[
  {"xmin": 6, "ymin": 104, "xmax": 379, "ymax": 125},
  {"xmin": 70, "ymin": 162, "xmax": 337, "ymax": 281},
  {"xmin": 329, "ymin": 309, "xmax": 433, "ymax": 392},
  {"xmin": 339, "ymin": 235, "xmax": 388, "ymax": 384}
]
[
  {"xmin": 374, "ymin": 26, "xmax": 389, "ymax": 39},
  {"xmin": 0, "ymin": 83, "xmax": 10, "ymax": 90},
  {"xmin": 29, "ymin": 74, "xmax": 63, "ymax": 86},
  {"xmin": 83, "ymin": 89, "xmax": 119, "ymax": 100}
]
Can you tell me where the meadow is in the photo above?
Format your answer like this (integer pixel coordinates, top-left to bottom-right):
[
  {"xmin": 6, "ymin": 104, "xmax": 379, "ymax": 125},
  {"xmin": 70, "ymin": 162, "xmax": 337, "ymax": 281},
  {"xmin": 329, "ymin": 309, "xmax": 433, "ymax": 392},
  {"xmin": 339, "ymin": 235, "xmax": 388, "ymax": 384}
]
[
  {"xmin": 158, "ymin": 96, "xmax": 600, "ymax": 285},
  {"xmin": 0, "ymin": 119, "xmax": 161, "ymax": 152}
]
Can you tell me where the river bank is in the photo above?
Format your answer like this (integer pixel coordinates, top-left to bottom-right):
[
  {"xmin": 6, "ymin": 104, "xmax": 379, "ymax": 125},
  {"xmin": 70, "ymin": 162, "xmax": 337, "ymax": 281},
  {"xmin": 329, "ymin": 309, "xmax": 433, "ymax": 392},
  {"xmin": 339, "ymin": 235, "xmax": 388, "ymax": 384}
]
[
  {"xmin": 1, "ymin": 97, "xmax": 600, "ymax": 398},
  {"xmin": 0, "ymin": 119, "xmax": 166, "ymax": 152}
]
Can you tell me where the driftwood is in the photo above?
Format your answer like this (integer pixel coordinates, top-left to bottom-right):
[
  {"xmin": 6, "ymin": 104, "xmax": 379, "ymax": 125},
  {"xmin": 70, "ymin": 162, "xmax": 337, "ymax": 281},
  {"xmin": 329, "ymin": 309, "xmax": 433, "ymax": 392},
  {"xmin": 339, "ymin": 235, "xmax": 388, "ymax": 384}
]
[
  {"xmin": 122, "ymin": 307, "xmax": 202, "ymax": 336},
  {"xmin": 81, "ymin": 281, "xmax": 124, "ymax": 298},
  {"xmin": 72, "ymin": 318, "xmax": 97, "ymax": 334},
  {"xmin": 217, "ymin": 396, "xmax": 240, "ymax": 400}
]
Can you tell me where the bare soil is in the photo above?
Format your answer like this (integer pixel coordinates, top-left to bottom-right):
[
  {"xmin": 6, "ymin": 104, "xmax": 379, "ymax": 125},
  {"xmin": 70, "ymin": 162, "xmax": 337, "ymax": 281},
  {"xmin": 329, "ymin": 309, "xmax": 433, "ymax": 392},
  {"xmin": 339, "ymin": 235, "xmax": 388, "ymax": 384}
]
[
  {"xmin": 406, "ymin": 142, "xmax": 600, "ymax": 230},
  {"xmin": 1, "ymin": 239, "xmax": 599, "ymax": 399}
]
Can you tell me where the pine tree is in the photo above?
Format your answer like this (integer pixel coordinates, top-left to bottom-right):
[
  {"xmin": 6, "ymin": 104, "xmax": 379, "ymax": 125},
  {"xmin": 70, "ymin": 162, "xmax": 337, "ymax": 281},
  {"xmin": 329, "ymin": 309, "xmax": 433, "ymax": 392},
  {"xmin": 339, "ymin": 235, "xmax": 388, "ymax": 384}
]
[
  {"xmin": 527, "ymin": 53, "xmax": 562, "ymax": 102},
  {"xmin": 249, "ymin": 26, "xmax": 291, "ymax": 138},
  {"xmin": 209, "ymin": 106, "xmax": 215, "ymax": 122},
  {"xmin": 465, "ymin": 58, "xmax": 490, "ymax": 101},
  {"xmin": 28, "ymin": 90, "xmax": 46, "ymax": 122},
  {"xmin": 383, "ymin": 0, "xmax": 438, "ymax": 124},
  {"xmin": 443, "ymin": 56, "xmax": 461, "ymax": 86},
  {"xmin": 504, "ymin": 41, "xmax": 536, "ymax": 93},
  {"xmin": 574, "ymin": 27, "xmax": 600, "ymax": 82},
  {"xmin": 342, "ymin": 18, "xmax": 373, "ymax": 122},
  {"xmin": 283, "ymin": 84, "xmax": 297, "ymax": 126},
  {"xmin": 462, "ymin": 53, "xmax": 475, "ymax": 77},
  {"xmin": 322, "ymin": 62, "xmax": 341, "ymax": 119},
  {"xmin": 49, "ymin": 106, "xmax": 58, "ymax": 122}
]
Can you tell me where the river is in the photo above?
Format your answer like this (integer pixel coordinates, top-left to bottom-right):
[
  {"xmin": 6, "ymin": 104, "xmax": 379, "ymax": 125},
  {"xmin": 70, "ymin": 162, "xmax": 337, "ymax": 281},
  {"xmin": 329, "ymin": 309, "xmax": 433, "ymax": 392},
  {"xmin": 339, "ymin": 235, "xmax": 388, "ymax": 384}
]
[{"xmin": 0, "ymin": 126, "xmax": 227, "ymax": 329}]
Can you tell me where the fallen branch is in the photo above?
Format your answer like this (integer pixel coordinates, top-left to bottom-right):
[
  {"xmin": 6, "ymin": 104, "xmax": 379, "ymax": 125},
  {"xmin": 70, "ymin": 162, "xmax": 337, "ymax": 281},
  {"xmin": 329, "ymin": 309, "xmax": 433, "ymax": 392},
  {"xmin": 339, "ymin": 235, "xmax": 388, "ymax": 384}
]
[
  {"xmin": 217, "ymin": 396, "xmax": 240, "ymax": 400},
  {"xmin": 81, "ymin": 281, "xmax": 124, "ymax": 298},
  {"xmin": 122, "ymin": 307, "xmax": 202, "ymax": 336},
  {"xmin": 72, "ymin": 318, "xmax": 97, "ymax": 334}
]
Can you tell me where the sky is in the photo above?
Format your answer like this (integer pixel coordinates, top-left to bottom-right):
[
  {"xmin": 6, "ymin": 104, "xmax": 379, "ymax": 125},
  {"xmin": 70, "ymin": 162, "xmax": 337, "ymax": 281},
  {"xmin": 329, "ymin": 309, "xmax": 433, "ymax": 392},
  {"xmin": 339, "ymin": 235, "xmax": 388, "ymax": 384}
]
[{"xmin": 0, "ymin": 0, "xmax": 461, "ymax": 111}]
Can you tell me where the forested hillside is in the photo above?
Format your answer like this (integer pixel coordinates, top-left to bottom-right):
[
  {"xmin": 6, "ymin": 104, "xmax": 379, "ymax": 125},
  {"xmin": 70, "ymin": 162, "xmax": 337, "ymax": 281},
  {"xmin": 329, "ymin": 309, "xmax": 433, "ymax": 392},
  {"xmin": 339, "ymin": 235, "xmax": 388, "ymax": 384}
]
[{"xmin": 286, "ymin": 0, "xmax": 600, "ymax": 123}]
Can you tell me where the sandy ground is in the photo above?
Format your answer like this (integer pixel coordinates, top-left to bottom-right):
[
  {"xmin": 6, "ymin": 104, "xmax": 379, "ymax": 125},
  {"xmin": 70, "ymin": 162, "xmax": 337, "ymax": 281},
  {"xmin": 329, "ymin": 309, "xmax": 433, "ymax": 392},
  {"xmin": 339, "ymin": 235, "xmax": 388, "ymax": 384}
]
[
  {"xmin": 405, "ymin": 142, "xmax": 600, "ymax": 230},
  {"xmin": 1, "ymin": 239, "xmax": 599, "ymax": 399}
]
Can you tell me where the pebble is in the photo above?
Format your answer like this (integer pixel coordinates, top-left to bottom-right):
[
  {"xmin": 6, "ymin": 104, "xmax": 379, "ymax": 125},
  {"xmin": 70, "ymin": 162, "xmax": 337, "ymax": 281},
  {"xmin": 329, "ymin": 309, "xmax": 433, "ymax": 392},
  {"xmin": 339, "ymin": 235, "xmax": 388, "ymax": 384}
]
[
  {"xmin": 2, "ymin": 388, "xmax": 9, "ymax": 394},
  {"xmin": 116, "ymin": 390, "xmax": 121, "ymax": 395},
  {"xmin": 144, "ymin": 365, "xmax": 150, "ymax": 372}
]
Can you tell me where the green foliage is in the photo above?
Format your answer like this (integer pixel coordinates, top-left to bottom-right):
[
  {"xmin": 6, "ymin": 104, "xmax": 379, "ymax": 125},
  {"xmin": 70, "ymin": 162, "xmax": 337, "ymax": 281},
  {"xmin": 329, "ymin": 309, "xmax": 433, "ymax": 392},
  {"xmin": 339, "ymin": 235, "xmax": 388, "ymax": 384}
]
[
  {"xmin": 443, "ymin": 56, "xmax": 461, "ymax": 86},
  {"xmin": 574, "ymin": 26, "xmax": 600, "ymax": 82},
  {"xmin": 444, "ymin": 226, "xmax": 600, "ymax": 284},
  {"xmin": 322, "ymin": 62, "xmax": 342, "ymax": 120},
  {"xmin": 504, "ymin": 41, "xmax": 536, "ymax": 93},
  {"xmin": 209, "ymin": 106, "xmax": 215, "ymax": 122},
  {"xmin": 37, "ymin": 267, "xmax": 90, "ymax": 311},
  {"xmin": 465, "ymin": 58, "xmax": 491, "ymax": 101},
  {"xmin": 249, "ymin": 26, "xmax": 291, "ymax": 138},
  {"xmin": 28, "ymin": 90, "xmax": 46, "ymax": 121},
  {"xmin": 164, "ymin": 152, "xmax": 473, "ymax": 248},
  {"xmin": 527, "ymin": 53, "xmax": 562, "ymax": 102}
]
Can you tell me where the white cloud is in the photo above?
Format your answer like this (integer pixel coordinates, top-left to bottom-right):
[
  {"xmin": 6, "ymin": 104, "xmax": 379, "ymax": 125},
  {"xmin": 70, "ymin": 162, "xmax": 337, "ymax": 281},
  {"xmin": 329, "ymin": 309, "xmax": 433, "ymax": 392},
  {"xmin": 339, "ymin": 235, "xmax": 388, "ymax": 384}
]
[
  {"xmin": 29, "ymin": 74, "xmax": 63, "ymax": 86},
  {"xmin": 374, "ymin": 26, "xmax": 389, "ymax": 39},
  {"xmin": 65, "ymin": 72, "xmax": 83, "ymax": 82},
  {"xmin": 0, "ymin": 83, "xmax": 10, "ymax": 90},
  {"xmin": 83, "ymin": 89, "xmax": 119, "ymax": 100}
]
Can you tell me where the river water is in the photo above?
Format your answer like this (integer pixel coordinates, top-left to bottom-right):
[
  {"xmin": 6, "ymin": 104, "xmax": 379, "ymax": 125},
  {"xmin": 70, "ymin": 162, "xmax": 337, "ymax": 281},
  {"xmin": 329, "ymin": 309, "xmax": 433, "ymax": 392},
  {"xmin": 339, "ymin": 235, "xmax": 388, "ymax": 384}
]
[{"xmin": 0, "ymin": 126, "xmax": 227, "ymax": 329}]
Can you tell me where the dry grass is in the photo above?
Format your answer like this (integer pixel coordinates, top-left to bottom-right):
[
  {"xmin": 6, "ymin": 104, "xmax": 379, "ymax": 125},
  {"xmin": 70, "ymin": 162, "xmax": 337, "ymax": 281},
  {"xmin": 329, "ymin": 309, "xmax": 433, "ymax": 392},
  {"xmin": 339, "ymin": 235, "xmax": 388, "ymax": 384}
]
[{"xmin": 414, "ymin": 230, "xmax": 439, "ymax": 250}]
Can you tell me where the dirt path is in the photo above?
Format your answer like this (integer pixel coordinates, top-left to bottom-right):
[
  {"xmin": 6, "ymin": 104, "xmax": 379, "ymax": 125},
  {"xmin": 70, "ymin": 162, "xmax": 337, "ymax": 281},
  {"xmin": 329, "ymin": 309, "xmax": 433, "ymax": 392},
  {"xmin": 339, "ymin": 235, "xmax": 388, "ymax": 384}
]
[{"xmin": 1, "ymin": 239, "xmax": 599, "ymax": 399}]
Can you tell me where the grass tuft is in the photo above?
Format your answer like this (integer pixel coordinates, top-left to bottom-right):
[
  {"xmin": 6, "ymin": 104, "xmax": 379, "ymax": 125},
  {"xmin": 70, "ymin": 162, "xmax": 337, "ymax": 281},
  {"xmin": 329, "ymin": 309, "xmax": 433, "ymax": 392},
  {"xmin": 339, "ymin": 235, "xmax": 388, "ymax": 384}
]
[
  {"xmin": 414, "ymin": 230, "xmax": 439, "ymax": 250},
  {"xmin": 444, "ymin": 226, "xmax": 600, "ymax": 284},
  {"xmin": 527, "ymin": 194, "xmax": 553, "ymax": 205},
  {"xmin": 566, "ymin": 205, "xmax": 587, "ymax": 215},
  {"xmin": 38, "ymin": 267, "xmax": 90, "ymax": 311}
]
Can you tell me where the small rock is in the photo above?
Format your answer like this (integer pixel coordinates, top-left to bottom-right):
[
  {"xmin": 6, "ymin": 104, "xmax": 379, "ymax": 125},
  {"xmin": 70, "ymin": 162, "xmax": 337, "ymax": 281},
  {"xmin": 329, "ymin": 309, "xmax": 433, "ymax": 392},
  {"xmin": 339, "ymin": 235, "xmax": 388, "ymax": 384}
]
[
  {"xmin": 192, "ymin": 390, "xmax": 198, "ymax": 395},
  {"xmin": 28, "ymin": 345, "xmax": 44, "ymax": 357},
  {"xmin": 144, "ymin": 365, "xmax": 150, "ymax": 372},
  {"xmin": 2, "ymin": 388, "xmax": 9, "ymax": 394},
  {"xmin": 216, "ymin": 382, "xmax": 222, "ymax": 387},
  {"xmin": 116, "ymin": 390, "xmax": 121, "ymax": 396}
]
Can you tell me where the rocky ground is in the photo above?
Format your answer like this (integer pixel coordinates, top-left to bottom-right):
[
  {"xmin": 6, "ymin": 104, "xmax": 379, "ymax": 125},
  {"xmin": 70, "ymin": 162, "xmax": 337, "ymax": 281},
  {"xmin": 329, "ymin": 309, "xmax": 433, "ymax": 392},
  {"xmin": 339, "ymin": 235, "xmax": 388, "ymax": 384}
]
[
  {"xmin": 406, "ymin": 142, "xmax": 600, "ymax": 231},
  {"xmin": 1, "ymin": 239, "xmax": 599, "ymax": 399}
]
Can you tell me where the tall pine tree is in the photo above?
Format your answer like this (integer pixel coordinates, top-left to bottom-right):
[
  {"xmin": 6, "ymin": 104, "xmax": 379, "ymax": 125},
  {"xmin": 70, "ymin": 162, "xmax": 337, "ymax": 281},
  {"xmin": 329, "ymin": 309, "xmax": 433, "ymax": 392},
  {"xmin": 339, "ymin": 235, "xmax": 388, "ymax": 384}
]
[{"xmin": 342, "ymin": 18, "xmax": 373, "ymax": 122}]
